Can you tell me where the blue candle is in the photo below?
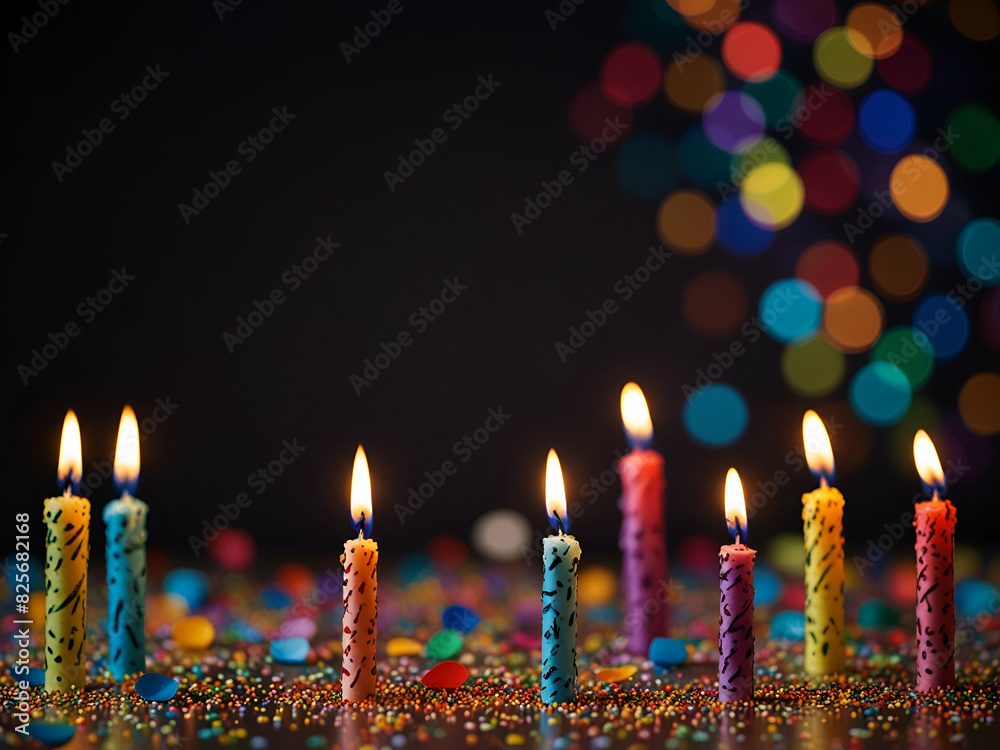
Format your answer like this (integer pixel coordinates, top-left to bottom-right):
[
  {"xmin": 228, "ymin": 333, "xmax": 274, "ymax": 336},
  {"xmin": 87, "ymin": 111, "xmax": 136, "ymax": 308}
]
[
  {"xmin": 105, "ymin": 406, "xmax": 147, "ymax": 681},
  {"xmin": 541, "ymin": 449, "xmax": 580, "ymax": 705}
]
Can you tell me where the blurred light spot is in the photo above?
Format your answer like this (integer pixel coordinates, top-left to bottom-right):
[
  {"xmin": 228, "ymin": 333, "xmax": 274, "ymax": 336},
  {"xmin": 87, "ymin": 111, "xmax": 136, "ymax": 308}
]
[
  {"xmin": 578, "ymin": 566, "xmax": 618, "ymax": 606},
  {"xmin": 798, "ymin": 149, "xmax": 861, "ymax": 215},
  {"xmin": 823, "ymin": 286, "xmax": 885, "ymax": 353},
  {"xmin": 568, "ymin": 83, "xmax": 634, "ymax": 145},
  {"xmin": 890, "ymin": 155, "xmax": 949, "ymax": 222},
  {"xmin": 795, "ymin": 85, "xmax": 855, "ymax": 146},
  {"xmin": 850, "ymin": 361, "xmax": 912, "ymax": 426},
  {"xmin": 947, "ymin": 105, "xmax": 1000, "ymax": 171},
  {"xmin": 715, "ymin": 196, "xmax": 774, "ymax": 255},
  {"xmin": 796, "ymin": 240, "xmax": 859, "ymax": 298},
  {"xmin": 656, "ymin": 189, "xmax": 715, "ymax": 255},
  {"xmin": 471, "ymin": 510, "xmax": 532, "ymax": 563},
  {"xmin": 781, "ymin": 335, "xmax": 845, "ymax": 396},
  {"xmin": 813, "ymin": 27, "xmax": 874, "ymax": 89},
  {"xmin": 766, "ymin": 532, "xmax": 807, "ymax": 576},
  {"xmin": 912, "ymin": 294, "xmax": 969, "ymax": 361},
  {"xmin": 600, "ymin": 42, "xmax": 663, "ymax": 108},
  {"xmin": 617, "ymin": 133, "xmax": 676, "ymax": 202},
  {"xmin": 722, "ymin": 22, "xmax": 782, "ymax": 82},
  {"xmin": 684, "ymin": 0, "xmax": 742, "ymax": 33},
  {"xmin": 949, "ymin": 0, "xmax": 1000, "ymax": 40},
  {"xmin": 958, "ymin": 218, "xmax": 1000, "ymax": 285},
  {"xmin": 682, "ymin": 270, "xmax": 748, "ymax": 336},
  {"xmin": 730, "ymin": 137, "xmax": 791, "ymax": 188},
  {"xmin": 668, "ymin": 0, "xmax": 718, "ymax": 14},
  {"xmin": 678, "ymin": 125, "xmax": 734, "ymax": 189},
  {"xmin": 740, "ymin": 162, "xmax": 804, "ymax": 229},
  {"xmin": 743, "ymin": 70, "xmax": 802, "ymax": 127},
  {"xmin": 703, "ymin": 91, "xmax": 766, "ymax": 153},
  {"xmin": 759, "ymin": 278, "xmax": 824, "ymax": 343},
  {"xmin": 664, "ymin": 54, "xmax": 727, "ymax": 113},
  {"xmin": 876, "ymin": 33, "xmax": 931, "ymax": 94},
  {"xmin": 845, "ymin": 3, "xmax": 904, "ymax": 58},
  {"xmin": 858, "ymin": 90, "xmax": 915, "ymax": 153},
  {"xmin": 872, "ymin": 326, "xmax": 935, "ymax": 390},
  {"xmin": 683, "ymin": 383, "xmax": 748, "ymax": 447},
  {"xmin": 959, "ymin": 373, "xmax": 1000, "ymax": 435},
  {"xmin": 771, "ymin": 0, "xmax": 837, "ymax": 43},
  {"xmin": 980, "ymin": 288, "xmax": 1000, "ymax": 351},
  {"xmin": 869, "ymin": 233, "xmax": 929, "ymax": 302}
]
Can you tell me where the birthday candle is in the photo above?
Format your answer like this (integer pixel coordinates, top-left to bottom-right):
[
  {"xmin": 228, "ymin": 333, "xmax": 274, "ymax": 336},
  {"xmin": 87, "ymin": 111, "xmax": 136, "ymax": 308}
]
[
  {"xmin": 104, "ymin": 406, "xmax": 148, "ymax": 681},
  {"xmin": 801, "ymin": 411, "xmax": 845, "ymax": 676},
  {"xmin": 341, "ymin": 445, "xmax": 378, "ymax": 703},
  {"xmin": 44, "ymin": 410, "xmax": 90, "ymax": 692},
  {"xmin": 912, "ymin": 430, "xmax": 956, "ymax": 691},
  {"xmin": 617, "ymin": 383, "xmax": 669, "ymax": 654},
  {"xmin": 541, "ymin": 448, "xmax": 580, "ymax": 705},
  {"xmin": 718, "ymin": 468, "xmax": 755, "ymax": 703}
]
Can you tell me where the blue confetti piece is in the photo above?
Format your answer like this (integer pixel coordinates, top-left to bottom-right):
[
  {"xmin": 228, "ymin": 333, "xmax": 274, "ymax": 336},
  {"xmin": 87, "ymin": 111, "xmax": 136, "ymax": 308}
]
[
  {"xmin": 270, "ymin": 637, "xmax": 310, "ymax": 664},
  {"xmin": 135, "ymin": 672, "xmax": 180, "ymax": 702}
]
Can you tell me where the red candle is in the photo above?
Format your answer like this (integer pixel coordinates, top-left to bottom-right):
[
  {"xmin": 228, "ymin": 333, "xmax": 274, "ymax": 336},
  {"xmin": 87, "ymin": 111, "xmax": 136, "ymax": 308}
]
[
  {"xmin": 912, "ymin": 430, "xmax": 956, "ymax": 692},
  {"xmin": 719, "ymin": 468, "xmax": 755, "ymax": 703},
  {"xmin": 618, "ymin": 383, "xmax": 669, "ymax": 655}
]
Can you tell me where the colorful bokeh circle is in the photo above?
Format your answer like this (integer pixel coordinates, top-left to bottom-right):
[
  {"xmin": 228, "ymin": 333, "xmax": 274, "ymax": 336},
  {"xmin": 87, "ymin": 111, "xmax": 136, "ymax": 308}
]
[
  {"xmin": 703, "ymin": 91, "xmax": 766, "ymax": 153},
  {"xmin": 947, "ymin": 105, "xmax": 1000, "ymax": 172},
  {"xmin": 722, "ymin": 22, "xmax": 782, "ymax": 82},
  {"xmin": 912, "ymin": 294, "xmax": 970, "ymax": 361},
  {"xmin": 957, "ymin": 218, "xmax": 1000, "ymax": 285},
  {"xmin": 822, "ymin": 286, "xmax": 885, "ymax": 353},
  {"xmin": 869, "ymin": 233, "xmax": 929, "ymax": 302},
  {"xmin": 600, "ymin": 42, "xmax": 663, "ymax": 108},
  {"xmin": 656, "ymin": 189, "xmax": 716, "ymax": 255},
  {"xmin": 813, "ymin": 27, "xmax": 874, "ymax": 89},
  {"xmin": 959, "ymin": 372, "xmax": 1000, "ymax": 435},
  {"xmin": 796, "ymin": 240, "xmax": 859, "ymax": 298},
  {"xmin": 781, "ymin": 335, "xmax": 846, "ymax": 396},
  {"xmin": 798, "ymin": 149, "xmax": 861, "ymax": 215},
  {"xmin": 759, "ymin": 278, "xmax": 824, "ymax": 343},
  {"xmin": 715, "ymin": 196, "xmax": 774, "ymax": 256},
  {"xmin": 664, "ymin": 55, "xmax": 727, "ymax": 114},
  {"xmin": 845, "ymin": 3, "xmax": 904, "ymax": 59},
  {"xmin": 858, "ymin": 90, "xmax": 915, "ymax": 153},
  {"xmin": 890, "ymin": 155, "xmax": 950, "ymax": 223},
  {"xmin": 740, "ymin": 162, "xmax": 805, "ymax": 229},
  {"xmin": 849, "ymin": 361, "xmax": 912, "ymax": 426},
  {"xmin": 683, "ymin": 383, "xmax": 749, "ymax": 447},
  {"xmin": 871, "ymin": 326, "xmax": 935, "ymax": 390}
]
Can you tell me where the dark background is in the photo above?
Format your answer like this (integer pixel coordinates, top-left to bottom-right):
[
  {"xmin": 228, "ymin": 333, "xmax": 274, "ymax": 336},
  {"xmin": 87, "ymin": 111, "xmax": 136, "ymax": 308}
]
[{"xmin": 3, "ymin": 0, "xmax": 997, "ymax": 562}]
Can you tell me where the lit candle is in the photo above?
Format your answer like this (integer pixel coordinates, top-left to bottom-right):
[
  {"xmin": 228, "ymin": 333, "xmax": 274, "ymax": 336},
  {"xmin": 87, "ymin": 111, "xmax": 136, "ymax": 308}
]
[
  {"xmin": 104, "ymin": 405, "xmax": 148, "ymax": 681},
  {"xmin": 912, "ymin": 430, "xmax": 956, "ymax": 691},
  {"xmin": 801, "ymin": 410, "xmax": 845, "ymax": 676},
  {"xmin": 617, "ymin": 382, "xmax": 669, "ymax": 654},
  {"xmin": 719, "ymin": 468, "xmax": 755, "ymax": 703},
  {"xmin": 541, "ymin": 448, "xmax": 581, "ymax": 705},
  {"xmin": 341, "ymin": 445, "xmax": 378, "ymax": 703},
  {"xmin": 44, "ymin": 410, "xmax": 90, "ymax": 692}
]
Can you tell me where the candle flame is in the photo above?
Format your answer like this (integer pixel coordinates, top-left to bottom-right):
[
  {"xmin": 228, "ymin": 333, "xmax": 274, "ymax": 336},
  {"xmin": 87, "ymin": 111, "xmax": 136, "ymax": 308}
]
[
  {"xmin": 57, "ymin": 410, "xmax": 83, "ymax": 492},
  {"xmin": 913, "ymin": 429, "xmax": 946, "ymax": 498},
  {"xmin": 620, "ymin": 382, "xmax": 654, "ymax": 450},
  {"xmin": 545, "ymin": 448, "xmax": 569, "ymax": 534},
  {"xmin": 351, "ymin": 445, "xmax": 373, "ymax": 537},
  {"xmin": 113, "ymin": 405, "xmax": 141, "ymax": 495},
  {"xmin": 802, "ymin": 410, "xmax": 835, "ymax": 485},
  {"xmin": 725, "ymin": 468, "xmax": 748, "ymax": 543}
]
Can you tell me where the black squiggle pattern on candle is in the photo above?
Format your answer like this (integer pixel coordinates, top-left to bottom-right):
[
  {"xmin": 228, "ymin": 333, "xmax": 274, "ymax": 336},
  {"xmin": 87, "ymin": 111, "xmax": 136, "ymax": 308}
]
[
  {"xmin": 541, "ymin": 535, "xmax": 580, "ymax": 704},
  {"xmin": 914, "ymin": 499, "xmax": 956, "ymax": 692},
  {"xmin": 44, "ymin": 496, "xmax": 90, "ymax": 692},
  {"xmin": 802, "ymin": 487, "xmax": 845, "ymax": 676},
  {"xmin": 718, "ymin": 545, "xmax": 755, "ymax": 703}
]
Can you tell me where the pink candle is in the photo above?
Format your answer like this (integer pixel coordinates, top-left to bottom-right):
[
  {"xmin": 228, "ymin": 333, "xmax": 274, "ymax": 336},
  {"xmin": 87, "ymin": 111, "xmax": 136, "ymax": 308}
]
[
  {"xmin": 719, "ymin": 468, "xmax": 755, "ymax": 704},
  {"xmin": 618, "ymin": 383, "xmax": 669, "ymax": 655},
  {"xmin": 912, "ymin": 430, "xmax": 956, "ymax": 692}
]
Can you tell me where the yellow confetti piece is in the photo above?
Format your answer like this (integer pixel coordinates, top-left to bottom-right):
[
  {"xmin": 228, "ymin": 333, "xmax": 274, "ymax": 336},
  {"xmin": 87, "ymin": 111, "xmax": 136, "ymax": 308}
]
[
  {"xmin": 385, "ymin": 637, "xmax": 423, "ymax": 657},
  {"xmin": 595, "ymin": 665, "xmax": 638, "ymax": 683}
]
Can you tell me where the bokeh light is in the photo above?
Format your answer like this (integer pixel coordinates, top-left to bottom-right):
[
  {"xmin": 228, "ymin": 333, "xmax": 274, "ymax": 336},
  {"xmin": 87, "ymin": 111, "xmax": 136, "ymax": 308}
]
[
  {"xmin": 684, "ymin": 0, "xmax": 742, "ymax": 33},
  {"xmin": 678, "ymin": 125, "xmax": 734, "ymax": 189},
  {"xmin": 600, "ymin": 42, "xmax": 663, "ymax": 108},
  {"xmin": 722, "ymin": 22, "xmax": 782, "ymax": 82},
  {"xmin": 656, "ymin": 189, "xmax": 716, "ymax": 255},
  {"xmin": 470, "ymin": 510, "xmax": 532, "ymax": 563},
  {"xmin": 959, "ymin": 372, "xmax": 1000, "ymax": 435},
  {"xmin": 730, "ymin": 137, "xmax": 792, "ymax": 188},
  {"xmin": 912, "ymin": 294, "xmax": 970, "ymax": 361},
  {"xmin": 667, "ymin": 0, "xmax": 717, "ymax": 15},
  {"xmin": 823, "ymin": 286, "xmax": 885, "ymax": 353},
  {"xmin": 682, "ymin": 270, "xmax": 748, "ymax": 337},
  {"xmin": 781, "ymin": 335, "xmax": 846, "ymax": 396},
  {"xmin": 568, "ymin": 83, "xmax": 635, "ymax": 145},
  {"xmin": 876, "ymin": 33, "xmax": 932, "ymax": 94},
  {"xmin": 740, "ymin": 162, "xmax": 805, "ymax": 229},
  {"xmin": 682, "ymin": 383, "xmax": 749, "ymax": 447},
  {"xmin": 849, "ymin": 361, "xmax": 912, "ymax": 426},
  {"xmin": 890, "ymin": 155, "xmax": 950, "ymax": 222},
  {"xmin": 795, "ymin": 85, "xmax": 855, "ymax": 146},
  {"xmin": 759, "ymin": 278, "xmax": 824, "ymax": 343},
  {"xmin": 617, "ymin": 133, "xmax": 676, "ymax": 202},
  {"xmin": 871, "ymin": 326, "xmax": 935, "ymax": 390},
  {"xmin": 664, "ymin": 55, "xmax": 727, "ymax": 113},
  {"xmin": 703, "ymin": 91, "xmax": 766, "ymax": 153},
  {"xmin": 771, "ymin": 0, "xmax": 837, "ymax": 43},
  {"xmin": 957, "ymin": 218, "xmax": 1000, "ymax": 285},
  {"xmin": 798, "ymin": 149, "xmax": 861, "ymax": 215},
  {"xmin": 858, "ymin": 90, "xmax": 916, "ymax": 153},
  {"xmin": 845, "ymin": 3, "xmax": 904, "ymax": 59},
  {"xmin": 949, "ymin": 0, "xmax": 1000, "ymax": 41},
  {"xmin": 715, "ymin": 196, "xmax": 774, "ymax": 256},
  {"xmin": 947, "ymin": 105, "xmax": 1000, "ymax": 171},
  {"xmin": 796, "ymin": 240, "xmax": 859, "ymax": 298},
  {"xmin": 743, "ymin": 71, "xmax": 802, "ymax": 127},
  {"xmin": 813, "ymin": 27, "xmax": 874, "ymax": 89},
  {"xmin": 869, "ymin": 233, "xmax": 930, "ymax": 302}
]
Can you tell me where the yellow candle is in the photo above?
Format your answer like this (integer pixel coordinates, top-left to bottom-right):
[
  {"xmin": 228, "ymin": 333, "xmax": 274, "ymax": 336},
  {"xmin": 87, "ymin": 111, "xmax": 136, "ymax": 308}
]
[
  {"xmin": 801, "ymin": 411, "xmax": 845, "ymax": 676},
  {"xmin": 45, "ymin": 411, "xmax": 91, "ymax": 692}
]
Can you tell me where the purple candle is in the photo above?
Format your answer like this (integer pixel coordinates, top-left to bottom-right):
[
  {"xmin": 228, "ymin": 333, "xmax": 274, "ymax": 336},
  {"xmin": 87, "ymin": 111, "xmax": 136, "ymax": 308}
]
[
  {"xmin": 618, "ymin": 383, "xmax": 669, "ymax": 655},
  {"xmin": 719, "ymin": 468, "xmax": 755, "ymax": 704}
]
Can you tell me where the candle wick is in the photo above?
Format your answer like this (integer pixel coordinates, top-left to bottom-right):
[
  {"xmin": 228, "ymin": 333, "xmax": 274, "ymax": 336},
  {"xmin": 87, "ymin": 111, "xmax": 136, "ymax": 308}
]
[{"xmin": 820, "ymin": 476, "xmax": 828, "ymax": 490}]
